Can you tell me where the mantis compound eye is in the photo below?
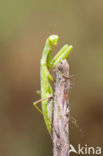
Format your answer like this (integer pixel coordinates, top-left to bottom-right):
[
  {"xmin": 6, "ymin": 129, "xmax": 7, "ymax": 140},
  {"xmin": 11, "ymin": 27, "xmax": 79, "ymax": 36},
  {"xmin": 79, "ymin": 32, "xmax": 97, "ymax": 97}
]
[{"xmin": 48, "ymin": 35, "xmax": 59, "ymax": 45}]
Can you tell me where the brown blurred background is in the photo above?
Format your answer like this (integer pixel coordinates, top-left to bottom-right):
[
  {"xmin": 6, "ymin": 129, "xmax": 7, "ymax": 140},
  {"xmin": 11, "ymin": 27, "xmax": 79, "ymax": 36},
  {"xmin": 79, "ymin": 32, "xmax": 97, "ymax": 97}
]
[{"xmin": 0, "ymin": 0, "xmax": 103, "ymax": 156}]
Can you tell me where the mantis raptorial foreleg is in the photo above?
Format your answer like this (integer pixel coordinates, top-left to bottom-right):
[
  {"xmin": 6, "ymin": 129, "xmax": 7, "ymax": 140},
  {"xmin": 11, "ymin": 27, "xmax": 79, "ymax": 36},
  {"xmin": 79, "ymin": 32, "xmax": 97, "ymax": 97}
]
[
  {"xmin": 33, "ymin": 35, "xmax": 73, "ymax": 135},
  {"xmin": 51, "ymin": 45, "xmax": 73, "ymax": 68}
]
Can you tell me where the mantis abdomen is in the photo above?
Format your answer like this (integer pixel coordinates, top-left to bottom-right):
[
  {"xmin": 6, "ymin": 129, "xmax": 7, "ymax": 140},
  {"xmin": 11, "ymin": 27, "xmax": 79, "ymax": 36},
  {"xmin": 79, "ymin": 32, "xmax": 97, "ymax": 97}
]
[{"xmin": 40, "ymin": 65, "xmax": 53, "ymax": 134}]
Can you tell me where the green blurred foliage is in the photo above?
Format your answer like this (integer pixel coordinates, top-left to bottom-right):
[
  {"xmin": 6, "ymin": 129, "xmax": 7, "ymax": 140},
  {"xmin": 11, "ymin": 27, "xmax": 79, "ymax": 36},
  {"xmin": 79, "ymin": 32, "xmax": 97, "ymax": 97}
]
[{"xmin": 0, "ymin": 0, "xmax": 103, "ymax": 156}]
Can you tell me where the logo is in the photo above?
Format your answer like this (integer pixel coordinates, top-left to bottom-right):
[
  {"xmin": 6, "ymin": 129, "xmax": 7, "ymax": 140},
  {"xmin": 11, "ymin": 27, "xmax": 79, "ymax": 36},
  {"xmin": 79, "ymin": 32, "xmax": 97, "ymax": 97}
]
[{"xmin": 69, "ymin": 144, "xmax": 102, "ymax": 155}]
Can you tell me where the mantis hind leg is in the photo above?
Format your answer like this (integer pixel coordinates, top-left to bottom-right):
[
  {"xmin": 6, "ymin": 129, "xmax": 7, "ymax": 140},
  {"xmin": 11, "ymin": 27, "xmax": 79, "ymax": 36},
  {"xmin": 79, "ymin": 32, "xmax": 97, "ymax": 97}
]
[
  {"xmin": 33, "ymin": 96, "xmax": 54, "ymax": 136},
  {"xmin": 33, "ymin": 96, "xmax": 52, "ymax": 116}
]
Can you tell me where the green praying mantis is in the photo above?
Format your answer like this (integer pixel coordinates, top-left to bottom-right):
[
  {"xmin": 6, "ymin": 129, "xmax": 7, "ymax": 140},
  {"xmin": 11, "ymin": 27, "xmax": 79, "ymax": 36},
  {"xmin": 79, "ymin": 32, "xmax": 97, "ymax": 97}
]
[{"xmin": 33, "ymin": 35, "xmax": 73, "ymax": 135}]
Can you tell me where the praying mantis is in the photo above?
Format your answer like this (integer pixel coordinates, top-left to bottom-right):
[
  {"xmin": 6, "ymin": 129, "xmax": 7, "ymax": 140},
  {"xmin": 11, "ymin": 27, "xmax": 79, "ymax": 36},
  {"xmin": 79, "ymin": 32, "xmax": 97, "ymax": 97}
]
[{"xmin": 33, "ymin": 35, "xmax": 73, "ymax": 135}]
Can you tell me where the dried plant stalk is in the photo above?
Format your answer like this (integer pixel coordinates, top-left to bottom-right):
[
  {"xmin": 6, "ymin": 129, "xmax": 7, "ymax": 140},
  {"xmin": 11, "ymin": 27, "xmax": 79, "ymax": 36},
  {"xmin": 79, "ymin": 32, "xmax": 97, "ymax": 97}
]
[{"xmin": 53, "ymin": 60, "xmax": 70, "ymax": 156}]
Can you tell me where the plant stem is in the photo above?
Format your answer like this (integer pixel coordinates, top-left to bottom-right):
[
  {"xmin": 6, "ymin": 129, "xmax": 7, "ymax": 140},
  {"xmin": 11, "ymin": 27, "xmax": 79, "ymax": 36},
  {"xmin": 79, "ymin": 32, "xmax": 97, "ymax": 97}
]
[{"xmin": 53, "ymin": 60, "xmax": 70, "ymax": 156}]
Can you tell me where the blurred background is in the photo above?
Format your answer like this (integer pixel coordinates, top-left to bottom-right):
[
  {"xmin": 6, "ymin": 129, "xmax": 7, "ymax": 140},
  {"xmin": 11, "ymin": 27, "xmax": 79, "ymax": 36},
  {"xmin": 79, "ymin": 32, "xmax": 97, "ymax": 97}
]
[{"xmin": 0, "ymin": 0, "xmax": 103, "ymax": 155}]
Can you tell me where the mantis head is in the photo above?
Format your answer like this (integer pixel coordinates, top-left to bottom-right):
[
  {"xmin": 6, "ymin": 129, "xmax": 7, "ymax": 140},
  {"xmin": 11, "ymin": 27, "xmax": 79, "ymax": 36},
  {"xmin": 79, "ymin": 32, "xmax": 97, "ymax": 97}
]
[{"xmin": 48, "ymin": 35, "xmax": 59, "ymax": 45}]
